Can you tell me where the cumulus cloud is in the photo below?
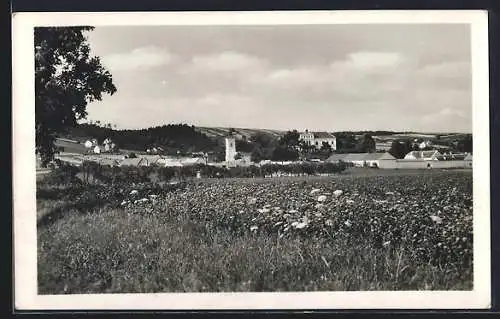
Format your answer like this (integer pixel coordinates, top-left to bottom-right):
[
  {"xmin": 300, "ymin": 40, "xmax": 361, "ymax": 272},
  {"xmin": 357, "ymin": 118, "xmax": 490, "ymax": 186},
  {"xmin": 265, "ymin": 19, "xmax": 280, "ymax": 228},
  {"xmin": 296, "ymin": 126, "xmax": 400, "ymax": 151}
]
[
  {"xmin": 345, "ymin": 52, "xmax": 404, "ymax": 69},
  {"xmin": 102, "ymin": 46, "xmax": 174, "ymax": 71},
  {"xmin": 188, "ymin": 51, "xmax": 267, "ymax": 72}
]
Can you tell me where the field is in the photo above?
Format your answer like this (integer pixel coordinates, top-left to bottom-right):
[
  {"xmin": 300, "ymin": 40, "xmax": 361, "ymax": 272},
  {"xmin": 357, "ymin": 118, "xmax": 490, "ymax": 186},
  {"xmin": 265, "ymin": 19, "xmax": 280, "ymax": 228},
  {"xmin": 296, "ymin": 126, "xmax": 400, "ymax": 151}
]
[{"xmin": 37, "ymin": 168, "xmax": 473, "ymax": 294}]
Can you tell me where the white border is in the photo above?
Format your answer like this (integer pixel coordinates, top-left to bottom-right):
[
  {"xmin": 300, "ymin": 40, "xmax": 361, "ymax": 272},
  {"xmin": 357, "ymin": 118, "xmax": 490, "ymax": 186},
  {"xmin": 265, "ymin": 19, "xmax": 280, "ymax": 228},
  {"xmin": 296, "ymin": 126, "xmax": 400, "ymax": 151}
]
[{"xmin": 12, "ymin": 10, "xmax": 491, "ymax": 310}]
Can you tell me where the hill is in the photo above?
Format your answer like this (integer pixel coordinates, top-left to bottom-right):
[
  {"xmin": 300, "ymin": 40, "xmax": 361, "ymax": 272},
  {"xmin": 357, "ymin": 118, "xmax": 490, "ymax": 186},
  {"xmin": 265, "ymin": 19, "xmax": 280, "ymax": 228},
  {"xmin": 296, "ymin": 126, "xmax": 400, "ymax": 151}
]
[{"xmin": 195, "ymin": 127, "xmax": 285, "ymax": 140}]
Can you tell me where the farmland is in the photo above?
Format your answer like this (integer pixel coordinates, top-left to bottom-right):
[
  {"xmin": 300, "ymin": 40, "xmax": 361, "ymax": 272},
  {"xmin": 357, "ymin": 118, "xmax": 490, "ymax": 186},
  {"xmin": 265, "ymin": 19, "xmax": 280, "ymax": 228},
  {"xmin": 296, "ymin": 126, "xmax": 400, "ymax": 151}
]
[{"xmin": 37, "ymin": 168, "xmax": 473, "ymax": 294}]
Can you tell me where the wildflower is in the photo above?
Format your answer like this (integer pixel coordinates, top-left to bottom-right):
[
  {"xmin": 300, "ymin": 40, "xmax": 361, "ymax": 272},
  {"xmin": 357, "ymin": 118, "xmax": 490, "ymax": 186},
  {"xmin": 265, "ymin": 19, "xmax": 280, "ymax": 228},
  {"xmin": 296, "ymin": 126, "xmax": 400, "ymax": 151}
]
[
  {"xmin": 148, "ymin": 194, "xmax": 158, "ymax": 199},
  {"xmin": 247, "ymin": 197, "xmax": 257, "ymax": 205},
  {"xmin": 325, "ymin": 219, "xmax": 333, "ymax": 226},
  {"xmin": 346, "ymin": 199, "xmax": 355, "ymax": 204},
  {"xmin": 333, "ymin": 190, "xmax": 343, "ymax": 197},
  {"xmin": 130, "ymin": 190, "xmax": 139, "ymax": 196},
  {"xmin": 344, "ymin": 219, "xmax": 352, "ymax": 227},
  {"xmin": 250, "ymin": 225, "xmax": 258, "ymax": 231},
  {"xmin": 121, "ymin": 200, "xmax": 129, "ymax": 206},
  {"xmin": 317, "ymin": 195, "xmax": 327, "ymax": 202},
  {"xmin": 383, "ymin": 241, "xmax": 391, "ymax": 247},
  {"xmin": 295, "ymin": 222, "xmax": 308, "ymax": 229},
  {"xmin": 315, "ymin": 203, "xmax": 325, "ymax": 210},
  {"xmin": 430, "ymin": 215, "xmax": 443, "ymax": 224},
  {"xmin": 310, "ymin": 188, "xmax": 321, "ymax": 195},
  {"xmin": 291, "ymin": 221, "xmax": 299, "ymax": 227}
]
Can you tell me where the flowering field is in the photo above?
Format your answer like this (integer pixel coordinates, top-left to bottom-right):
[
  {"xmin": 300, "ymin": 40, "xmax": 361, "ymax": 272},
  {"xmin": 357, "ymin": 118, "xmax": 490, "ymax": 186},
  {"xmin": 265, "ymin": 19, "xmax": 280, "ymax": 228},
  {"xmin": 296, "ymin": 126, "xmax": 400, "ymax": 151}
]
[{"xmin": 37, "ymin": 169, "xmax": 473, "ymax": 293}]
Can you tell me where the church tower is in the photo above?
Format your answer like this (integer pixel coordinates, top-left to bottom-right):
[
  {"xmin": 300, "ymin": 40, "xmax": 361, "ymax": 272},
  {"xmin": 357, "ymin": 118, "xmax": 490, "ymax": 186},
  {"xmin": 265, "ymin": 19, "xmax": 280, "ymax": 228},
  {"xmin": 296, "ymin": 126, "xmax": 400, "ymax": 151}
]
[{"xmin": 225, "ymin": 135, "xmax": 236, "ymax": 163}]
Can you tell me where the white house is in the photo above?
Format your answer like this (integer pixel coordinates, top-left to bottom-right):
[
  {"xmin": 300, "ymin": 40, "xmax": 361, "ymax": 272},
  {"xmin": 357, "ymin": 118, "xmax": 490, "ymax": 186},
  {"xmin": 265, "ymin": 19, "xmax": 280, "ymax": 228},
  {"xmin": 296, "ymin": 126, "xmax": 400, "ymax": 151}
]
[
  {"xmin": 419, "ymin": 140, "xmax": 433, "ymax": 149},
  {"xmin": 299, "ymin": 130, "xmax": 337, "ymax": 150},
  {"xmin": 404, "ymin": 150, "xmax": 441, "ymax": 161},
  {"xmin": 326, "ymin": 152, "xmax": 396, "ymax": 168}
]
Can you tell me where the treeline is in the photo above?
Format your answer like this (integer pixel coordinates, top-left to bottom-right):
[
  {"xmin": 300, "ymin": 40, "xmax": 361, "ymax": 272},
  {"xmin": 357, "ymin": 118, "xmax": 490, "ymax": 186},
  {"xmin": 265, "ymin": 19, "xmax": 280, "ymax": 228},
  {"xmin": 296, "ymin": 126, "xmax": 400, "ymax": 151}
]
[
  {"xmin": 66, "ymin": 123, "xmax": 222, "ymax": 154},
  {"xmin": 54, "ymin": 160, "xmax": 348, "ymax": 185}
]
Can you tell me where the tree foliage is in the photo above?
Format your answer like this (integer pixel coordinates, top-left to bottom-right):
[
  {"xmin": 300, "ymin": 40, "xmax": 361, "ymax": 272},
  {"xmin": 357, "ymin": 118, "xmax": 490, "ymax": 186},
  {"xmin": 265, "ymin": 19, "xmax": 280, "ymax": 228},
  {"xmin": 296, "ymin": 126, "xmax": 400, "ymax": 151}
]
[
  {"xmin": 357, "ymin": 134, "xmax": 376, "ymax": 153},
  {"xmin": 35, "ymin": 27, "xmax": 117, "ymax": 166}
]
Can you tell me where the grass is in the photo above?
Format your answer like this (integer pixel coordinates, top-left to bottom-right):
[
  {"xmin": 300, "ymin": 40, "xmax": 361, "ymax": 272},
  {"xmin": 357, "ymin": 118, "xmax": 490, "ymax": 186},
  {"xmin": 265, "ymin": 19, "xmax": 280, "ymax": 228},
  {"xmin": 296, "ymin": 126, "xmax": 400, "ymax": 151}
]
[{"xmin": 37, "ymin": 169, "xmax": 473, "ymax": 294}]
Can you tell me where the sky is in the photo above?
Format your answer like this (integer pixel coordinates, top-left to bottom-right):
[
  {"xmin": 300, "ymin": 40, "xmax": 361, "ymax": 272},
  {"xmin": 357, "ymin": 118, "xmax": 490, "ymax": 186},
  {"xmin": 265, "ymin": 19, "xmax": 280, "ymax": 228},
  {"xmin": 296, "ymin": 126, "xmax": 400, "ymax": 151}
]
[{"xmin": 84, "ymin": 24, "xmax": 472, "ymax": 133}]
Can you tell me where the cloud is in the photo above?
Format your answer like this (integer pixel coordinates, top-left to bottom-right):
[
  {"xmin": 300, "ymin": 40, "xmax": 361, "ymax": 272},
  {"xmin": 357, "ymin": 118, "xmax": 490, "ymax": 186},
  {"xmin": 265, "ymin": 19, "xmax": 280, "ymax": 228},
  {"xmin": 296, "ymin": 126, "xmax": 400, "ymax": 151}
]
[
  {"xmin": 345, "ymin": 52, "xmax": 404, "ymax": 69},
  {"xmin": 188, "ymin": 51, "xmax": 267, "ymax": 72},
  {"xmin": 102, "ymin": 46, "xmax": 174, "ymax": 71}
]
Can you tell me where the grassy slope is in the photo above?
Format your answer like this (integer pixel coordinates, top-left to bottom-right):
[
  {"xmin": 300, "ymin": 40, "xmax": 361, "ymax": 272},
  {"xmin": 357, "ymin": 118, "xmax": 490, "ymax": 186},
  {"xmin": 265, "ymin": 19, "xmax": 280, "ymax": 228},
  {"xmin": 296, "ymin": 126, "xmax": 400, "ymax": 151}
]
[{"xmin": 37, "ymin": 169, "xmax": 472, "ymax": 294}]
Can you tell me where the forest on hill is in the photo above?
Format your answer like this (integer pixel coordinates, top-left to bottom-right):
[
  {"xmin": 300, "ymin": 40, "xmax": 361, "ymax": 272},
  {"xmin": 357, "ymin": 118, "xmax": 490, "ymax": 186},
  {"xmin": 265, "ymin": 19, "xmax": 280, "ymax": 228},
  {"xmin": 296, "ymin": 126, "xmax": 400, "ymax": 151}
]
[{"xmin": 65, "ymin": 123, "xmax": 223, "ymax": 155}]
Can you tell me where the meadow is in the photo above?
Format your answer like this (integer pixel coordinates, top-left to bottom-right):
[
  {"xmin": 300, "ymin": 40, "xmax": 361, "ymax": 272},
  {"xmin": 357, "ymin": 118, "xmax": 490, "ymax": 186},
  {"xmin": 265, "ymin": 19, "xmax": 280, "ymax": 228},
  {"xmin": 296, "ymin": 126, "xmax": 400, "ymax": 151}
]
[{"xmin": 37, "ymin": 166, "xmax": 473, "ymax": 294}]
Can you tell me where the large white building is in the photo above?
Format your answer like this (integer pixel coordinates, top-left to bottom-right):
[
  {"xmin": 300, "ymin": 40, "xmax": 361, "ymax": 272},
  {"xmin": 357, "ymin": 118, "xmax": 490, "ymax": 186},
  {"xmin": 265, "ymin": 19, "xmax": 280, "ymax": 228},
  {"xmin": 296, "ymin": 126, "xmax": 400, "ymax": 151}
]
[{"xmin": 299, "ymin": 130, "xmax": 337, "ymax": 150}]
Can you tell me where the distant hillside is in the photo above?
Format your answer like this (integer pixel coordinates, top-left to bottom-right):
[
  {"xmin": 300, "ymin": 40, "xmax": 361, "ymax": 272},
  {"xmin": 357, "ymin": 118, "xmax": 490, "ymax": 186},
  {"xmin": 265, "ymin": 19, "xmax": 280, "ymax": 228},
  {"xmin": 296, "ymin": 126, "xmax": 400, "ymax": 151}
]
[
  {"xmin": 195, "ymin": 127, "xmax": 285, "ymax": 140},
  {"xmin": 61, "ymin": 123, "xmax": 221, "ymax": 154}
]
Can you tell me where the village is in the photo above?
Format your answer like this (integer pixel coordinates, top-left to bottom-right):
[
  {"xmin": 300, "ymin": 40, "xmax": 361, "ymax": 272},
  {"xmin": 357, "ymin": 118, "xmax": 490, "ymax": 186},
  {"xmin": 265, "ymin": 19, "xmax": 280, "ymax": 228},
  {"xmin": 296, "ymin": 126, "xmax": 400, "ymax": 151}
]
[{"xmin": 47, "ymin": 128, "xmax": 473, "ymax": 172}]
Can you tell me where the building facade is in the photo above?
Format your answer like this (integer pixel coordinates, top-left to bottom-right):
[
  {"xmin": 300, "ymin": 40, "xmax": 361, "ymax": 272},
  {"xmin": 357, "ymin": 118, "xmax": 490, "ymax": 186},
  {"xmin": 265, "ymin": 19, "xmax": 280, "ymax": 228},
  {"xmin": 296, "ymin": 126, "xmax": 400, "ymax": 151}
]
[
  {"xmin": 299, "ymin": 130, "xmax": 337, "ymax": 150},
  {"xmin": 225, "ymin": 136, "xmax": 237, "ymax": 163}
]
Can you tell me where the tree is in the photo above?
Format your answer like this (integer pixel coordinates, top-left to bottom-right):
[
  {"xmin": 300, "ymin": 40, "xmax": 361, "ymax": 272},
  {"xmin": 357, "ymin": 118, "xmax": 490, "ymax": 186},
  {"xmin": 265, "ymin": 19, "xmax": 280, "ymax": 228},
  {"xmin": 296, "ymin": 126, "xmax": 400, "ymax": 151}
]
[
  {"xmin": 279, "ymin": 130, "xmax": 300, "ymax": 147},
  {"xmin": 234, "ymin": 152, "xmax": 243, "ymax": 160},
  {"xmin": 321, "ymin": 141, "xmax": 332, "ymax": 152},
  {"xmin": 35, "ymin": 27, "xmax": 117, "ymax": 166},
  {"xmin": 457, "ymin": 136, "xmax": 473, "ymax": 153},
  {"xmin": 388, "ymin": 141, "xmax": 406, "ymax": 159},
  {"xmin": 251, "ymin": 147, "xmax": 265, "ymax": 163},
  {"xmin": 271, "ymin": 146, "xmax": 299, "ymax": 161},
  {"xmin": 357, "ymin": 134, "xmax": 376, "ymax": 153}
]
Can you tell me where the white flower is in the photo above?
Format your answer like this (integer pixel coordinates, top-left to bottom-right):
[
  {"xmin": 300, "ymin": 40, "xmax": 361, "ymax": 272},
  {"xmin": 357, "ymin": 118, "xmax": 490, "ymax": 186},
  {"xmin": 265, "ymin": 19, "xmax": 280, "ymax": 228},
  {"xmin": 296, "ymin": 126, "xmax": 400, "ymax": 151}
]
[
  {"xmin": 247, "ymin": 197, "xmax": 257, "ymax": 205},
  {"xmin": 291, "ymin": 221, "xmax": 299, "ymax": 227},
  {"xmin": 315, "ymin": 203, "xmax": 325, "ymax": 209},
  {"xmin": 130, "ymin": 190, "xmax": 139, "ymax": 195},
  {"xmin": 333, "ymin": 190, "xmax": 343, "ymax": 197},
  {"xmin": 317, "ymin": 195, "xmax": 327, "ymax": 202},
  {"xmin": 295, "ymin": 222, "xmax": 307, "ymax": 229},
  {"xmin": 250, "ymin": 225, "xmax": 258, "ymax": 231},
  {"xmin": 121, "ymin": 200, "xmax": 129, "ymax": 206},
  {"xmin": 258, "ymin": 208, "xmax": 271, "ymax": 214},
  {"xmin": 383, "ymin": 241, "xmax": 391, "ymax": 247},
  {"xmin": 325, "ymin": 219, "xmax": 333, "ymax": 226},
  {"xmin": 430, "ymin": 215, "xmax": 443, "ymax": 224},
  {"xmin": 344, "ymin": 219, "xmax": 352, "ymax": 227},
  {"xmin": 310, "ymin": 188, "xmax": 321, "ymax": 195},
  {"xmin": 346, "ymin": 199, "xmax": 355, "ymax": 204},
  {"xmin": 148, "ymin": 194, "xmax": 158, "ymax": 199}
]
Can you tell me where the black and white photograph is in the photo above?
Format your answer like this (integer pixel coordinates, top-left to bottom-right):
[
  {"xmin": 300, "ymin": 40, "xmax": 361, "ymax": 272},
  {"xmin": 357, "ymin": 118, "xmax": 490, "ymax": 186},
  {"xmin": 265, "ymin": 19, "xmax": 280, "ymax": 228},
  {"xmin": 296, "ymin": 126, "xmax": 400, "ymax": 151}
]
[{"xmin": 13, "ymin": 10, "xmax": 490, "ymax": 310}]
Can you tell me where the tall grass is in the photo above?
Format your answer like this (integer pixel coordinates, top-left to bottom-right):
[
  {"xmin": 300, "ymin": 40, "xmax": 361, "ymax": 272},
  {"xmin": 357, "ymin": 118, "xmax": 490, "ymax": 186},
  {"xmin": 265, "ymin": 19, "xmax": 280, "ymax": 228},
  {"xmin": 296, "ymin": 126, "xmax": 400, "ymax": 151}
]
[{"xmin": 38, "ymin": 200, "xmax": 471, "ymax": 294}]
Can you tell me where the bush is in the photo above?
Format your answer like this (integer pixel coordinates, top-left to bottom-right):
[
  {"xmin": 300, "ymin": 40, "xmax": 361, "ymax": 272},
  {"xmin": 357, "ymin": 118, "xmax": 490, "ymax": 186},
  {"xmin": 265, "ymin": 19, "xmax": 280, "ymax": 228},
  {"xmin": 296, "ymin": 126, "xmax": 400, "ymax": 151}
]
[{"xmin": 42, "ymin": 164, "xmax": 81, "ymax": 186}]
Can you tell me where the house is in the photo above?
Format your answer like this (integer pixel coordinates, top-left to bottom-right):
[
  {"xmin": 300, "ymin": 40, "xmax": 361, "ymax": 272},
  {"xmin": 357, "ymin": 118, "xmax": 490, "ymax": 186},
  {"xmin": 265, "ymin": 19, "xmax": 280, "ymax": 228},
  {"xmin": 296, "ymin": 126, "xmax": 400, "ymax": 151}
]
[
  {"xmin": 299, "ymin": 130, "xmax": 337, "ymax": 150},
  {"xmin": 119, "ymin": 157, "xmax": 149, "ymax": 167},
  {"xmin": 404, "ymin": 150, "xmax": 441, "ymax": 161},
  {"xmin": 325, "ymin": 153, "xmax": 348, "ymax": 163},
  {"xmin": 181, "ymin": 157, "xmax": 205, "ymax": 166},
  {"xmin": 419, "ymin": 140, "xmax": 433, "ymax": 149},
  {"xmin": 157, "ymin": 158, "xmax": 184, "ymax": 167},
  {"xmin": 326, "ymin": 152, "xmax": 396, "ymax": 168}
]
